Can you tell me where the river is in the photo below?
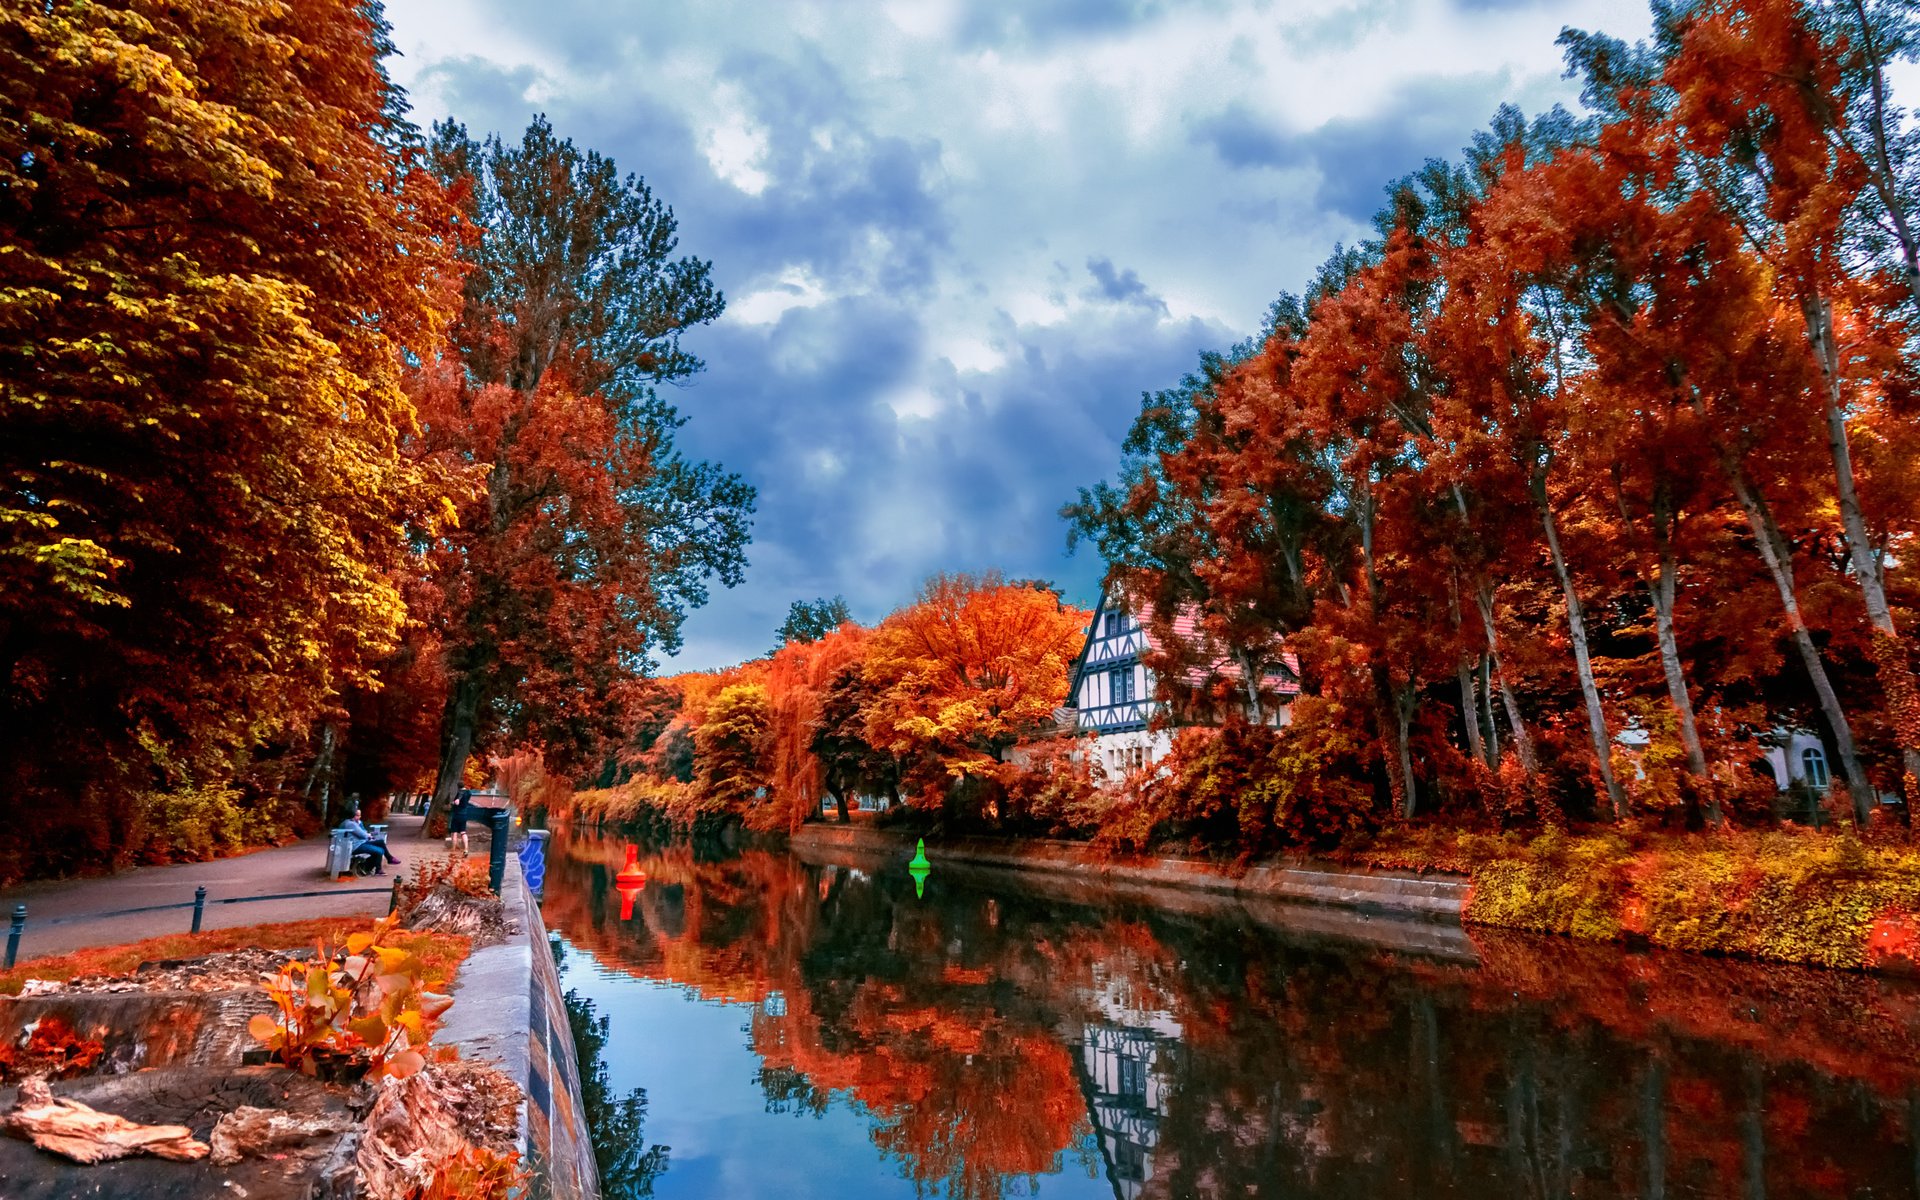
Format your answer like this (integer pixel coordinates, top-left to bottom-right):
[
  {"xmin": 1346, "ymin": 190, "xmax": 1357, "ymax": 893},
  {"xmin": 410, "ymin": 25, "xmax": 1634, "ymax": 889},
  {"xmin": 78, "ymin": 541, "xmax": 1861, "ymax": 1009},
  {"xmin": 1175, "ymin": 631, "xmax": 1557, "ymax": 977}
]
[{"xmin": 537, "ymin": 827, "xmax": 1920, "ymax": 1200}]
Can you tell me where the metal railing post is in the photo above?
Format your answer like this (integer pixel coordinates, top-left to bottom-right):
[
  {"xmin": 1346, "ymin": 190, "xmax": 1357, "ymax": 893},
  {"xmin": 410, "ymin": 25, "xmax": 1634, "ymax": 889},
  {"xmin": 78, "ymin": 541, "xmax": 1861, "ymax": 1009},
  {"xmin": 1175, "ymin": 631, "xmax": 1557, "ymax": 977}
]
[
  {"xmin": 191, "ymin": 886, "xmax": 207, "ymax": 934},
  {"xmin": 5, "ymin": 905, "xmax": 23, "ymax": 968}
]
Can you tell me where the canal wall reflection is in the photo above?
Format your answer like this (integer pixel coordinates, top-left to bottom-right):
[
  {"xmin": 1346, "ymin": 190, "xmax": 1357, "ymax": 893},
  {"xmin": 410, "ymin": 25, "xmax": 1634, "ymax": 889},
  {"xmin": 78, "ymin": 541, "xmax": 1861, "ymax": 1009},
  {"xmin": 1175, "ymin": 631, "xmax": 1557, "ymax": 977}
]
[{"xmin": 540, "ymin": 831, "xmax": 1920, "ymax": 1200}]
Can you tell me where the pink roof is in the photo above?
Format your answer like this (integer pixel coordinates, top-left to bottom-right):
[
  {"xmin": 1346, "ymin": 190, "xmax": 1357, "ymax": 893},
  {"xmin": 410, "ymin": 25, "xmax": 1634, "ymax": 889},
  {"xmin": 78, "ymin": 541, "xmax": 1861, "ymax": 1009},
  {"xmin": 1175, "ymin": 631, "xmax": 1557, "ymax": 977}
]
[{"xmin": 1133, "ymin": 602, "xmax": 1301, "ymax": 696}]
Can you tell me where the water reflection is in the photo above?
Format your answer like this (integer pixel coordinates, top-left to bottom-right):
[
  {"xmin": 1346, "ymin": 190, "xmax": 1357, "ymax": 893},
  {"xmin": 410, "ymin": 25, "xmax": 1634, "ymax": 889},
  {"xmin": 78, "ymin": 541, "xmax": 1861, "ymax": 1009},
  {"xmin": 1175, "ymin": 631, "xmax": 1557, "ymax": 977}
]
[
  {"xmin": 540, "ymin": 831, "xmax": 1920, "ymax": 1200},
  {"xmin": 554, "ymin": 937, "xmax": 670, "ymax": 1199}
]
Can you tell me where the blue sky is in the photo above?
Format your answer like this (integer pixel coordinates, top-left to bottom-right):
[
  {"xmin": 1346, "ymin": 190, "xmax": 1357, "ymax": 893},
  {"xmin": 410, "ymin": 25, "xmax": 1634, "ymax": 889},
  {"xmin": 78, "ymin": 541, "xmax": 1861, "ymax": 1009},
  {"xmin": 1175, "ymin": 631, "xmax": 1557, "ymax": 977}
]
[{"xmin": 387, "ymin": 0, "xmax": 1652, "ymax": 670}]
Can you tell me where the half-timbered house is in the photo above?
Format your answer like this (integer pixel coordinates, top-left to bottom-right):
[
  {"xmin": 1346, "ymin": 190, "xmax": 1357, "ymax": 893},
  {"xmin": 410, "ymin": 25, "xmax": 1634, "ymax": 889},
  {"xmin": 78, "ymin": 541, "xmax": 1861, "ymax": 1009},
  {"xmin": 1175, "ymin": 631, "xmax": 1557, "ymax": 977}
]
[{"xmin": 1065, "ymin": 587, "xmax": 1299, "ymax": 781}]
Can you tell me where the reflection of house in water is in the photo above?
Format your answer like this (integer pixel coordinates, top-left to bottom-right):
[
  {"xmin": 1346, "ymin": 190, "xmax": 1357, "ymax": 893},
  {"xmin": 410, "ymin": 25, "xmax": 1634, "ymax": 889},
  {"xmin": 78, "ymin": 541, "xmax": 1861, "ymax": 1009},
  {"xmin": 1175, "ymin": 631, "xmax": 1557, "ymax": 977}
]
[{"xmin": 1063, "ymin": 980, "xmax": 1182, "ymax": 1200}]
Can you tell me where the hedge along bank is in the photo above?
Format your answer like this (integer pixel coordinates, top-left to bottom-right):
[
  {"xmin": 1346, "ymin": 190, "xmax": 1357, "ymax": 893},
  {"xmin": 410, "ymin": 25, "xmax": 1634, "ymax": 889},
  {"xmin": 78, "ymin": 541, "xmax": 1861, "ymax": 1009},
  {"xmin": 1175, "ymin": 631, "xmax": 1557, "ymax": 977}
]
[{"xmin": 1353, "ymin": 825, "xmax": 1920, "ymax": 972}]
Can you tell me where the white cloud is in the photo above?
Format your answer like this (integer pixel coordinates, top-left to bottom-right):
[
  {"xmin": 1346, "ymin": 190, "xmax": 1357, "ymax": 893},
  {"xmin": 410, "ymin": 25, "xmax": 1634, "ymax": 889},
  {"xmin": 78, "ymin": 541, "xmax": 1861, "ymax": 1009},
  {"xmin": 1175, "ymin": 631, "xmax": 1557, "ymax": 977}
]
[{"xmin": 728, "ymin": 267, "xmax": 833, "ymax": 326}]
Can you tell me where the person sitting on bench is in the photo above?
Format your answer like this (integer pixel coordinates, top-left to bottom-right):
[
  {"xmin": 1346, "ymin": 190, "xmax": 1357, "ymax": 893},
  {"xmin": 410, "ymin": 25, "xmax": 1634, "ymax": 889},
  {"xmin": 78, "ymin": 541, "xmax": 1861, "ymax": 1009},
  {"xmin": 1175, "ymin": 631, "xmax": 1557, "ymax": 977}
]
[{"xmin": 339, "ymin": 806, "xmax": 401, "ymax": 875}]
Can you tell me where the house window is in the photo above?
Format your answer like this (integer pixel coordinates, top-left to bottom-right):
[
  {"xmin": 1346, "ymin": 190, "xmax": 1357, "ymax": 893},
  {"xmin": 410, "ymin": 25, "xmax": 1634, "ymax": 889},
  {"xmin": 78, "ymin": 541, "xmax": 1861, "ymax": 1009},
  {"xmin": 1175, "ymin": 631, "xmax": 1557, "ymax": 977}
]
[
  {"xmin": 1108, "ymin": 666, "xmax": 1134, "ymax": 705},
  {"xmin": 1118, "ymin": 1053, "xmax": 1148, "ymax": 1100},
  {"xmin": 1104, "ymin": 610, "xmax": 1125, "ymax": 637},
  {"xmin": 1802, "ymin": 746, "xmax": 1830, "ymax": 789}
]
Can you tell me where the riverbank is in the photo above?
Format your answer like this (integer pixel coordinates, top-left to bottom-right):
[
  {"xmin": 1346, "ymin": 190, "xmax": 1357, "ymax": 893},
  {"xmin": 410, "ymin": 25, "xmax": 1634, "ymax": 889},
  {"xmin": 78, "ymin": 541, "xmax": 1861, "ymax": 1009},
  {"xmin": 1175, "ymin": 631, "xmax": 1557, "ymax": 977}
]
[
  {"xmin": 787, "ymin": 820, "xmax": 1920, "ymax": 973},
  {"xmin": 0, "ymin": 847, "xmax": 600, "ymax": 1198}
]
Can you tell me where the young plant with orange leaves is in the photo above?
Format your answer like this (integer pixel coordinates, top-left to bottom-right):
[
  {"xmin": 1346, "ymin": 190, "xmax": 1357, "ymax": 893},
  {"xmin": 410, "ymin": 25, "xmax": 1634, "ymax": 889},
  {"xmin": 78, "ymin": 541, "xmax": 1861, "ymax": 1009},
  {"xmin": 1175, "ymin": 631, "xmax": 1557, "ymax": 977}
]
[{"xmin": 248, "ymin": 914, "xmax": 453, "ymax": 1080}]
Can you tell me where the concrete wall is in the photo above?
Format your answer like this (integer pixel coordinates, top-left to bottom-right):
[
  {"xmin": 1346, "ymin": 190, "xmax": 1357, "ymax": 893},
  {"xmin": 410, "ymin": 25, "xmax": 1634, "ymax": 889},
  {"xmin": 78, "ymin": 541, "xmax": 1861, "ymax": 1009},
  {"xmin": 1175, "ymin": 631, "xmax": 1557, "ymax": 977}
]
[
  {"xmin": 436, "ymin": 846, "xmax": 600, "ymax": 1200},
  {"xmin": 788, "ymin": 823, "xmax": 1467, "ymax": 921}
]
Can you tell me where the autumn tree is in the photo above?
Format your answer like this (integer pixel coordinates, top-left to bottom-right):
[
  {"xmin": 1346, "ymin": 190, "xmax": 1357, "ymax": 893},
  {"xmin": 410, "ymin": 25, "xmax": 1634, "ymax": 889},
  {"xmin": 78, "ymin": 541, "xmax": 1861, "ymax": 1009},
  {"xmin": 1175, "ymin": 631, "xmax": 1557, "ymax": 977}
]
[
  {"xmin": 0, "ymin": 0, "xmax": 455, "ymax": 873},
  {"xmin": 864, "ymin": 574, "xmax": 1088, "ymax": 821},
  {"xmin": 1565, "ymin": 0, "xmax": 1920, "ymax": 816},
  {"xmin": 757, "ymin": 624, "xmax": 869, "ymax": 831},
  {"xmin": 775, "ymin": 596, "xmax": 853, "ymax": 648},
  {"xmin": 812, "ymin": 664, "xmax": 903, "ymax": 822},
  {"xmin": 694, "ymin": 683, "xmax": 771, "ymax": 815},
  {"xmin": 415, "ymin": 116, "xmax": 753, "ymax": 829}
]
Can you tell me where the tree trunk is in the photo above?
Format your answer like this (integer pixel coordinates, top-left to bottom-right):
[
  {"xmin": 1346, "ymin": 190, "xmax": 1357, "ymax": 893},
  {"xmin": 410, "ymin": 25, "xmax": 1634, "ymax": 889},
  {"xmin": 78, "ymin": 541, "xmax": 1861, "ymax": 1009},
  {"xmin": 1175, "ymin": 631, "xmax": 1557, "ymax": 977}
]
[
  {"xmin": 1722, "ymin": 457, "xmax": 1875, "ymax": 822},
  {"xmin": 1534, "ymin": 469, "xmax": 1626, "ymax": 816},
  {"xmin": 1395, "ymin": 686, "xmax": 1418, "ymax": 819},
  {"xmin": 1480, "ymin": 655, "xmax": 1500, "ymax": 765},
  {"xmin": 1451, "ymin": 577, "xmax": 1487, "ymax": 766},
  {"xmin": 426, "ymin": 674, "xmax": 483, "ymax": 837},
  {"xmin": 1458, "ymin": 659, "xmax": 1486, "ymax": 766},
  {"xmin": 1360, "ymin": 483, "xmax": 1418, "ymax": 816},
  {"xmin": 1646, "ymin": 496, "xmax": 1716, "ymax": 821},
  {"xmin": 1802, "ymin": 294, "xmax": 1920, "ymax": 803},
  {"xmin": 1232, "ymin": 646, "xmax": 1264, "ymax": 721},
  {"xmin": 834, "ymin": 787, "xmax": 849, "ymax": 823},
  {"xmin": 1475, "ymin": 583, "xmax": 1535, "ymax": 772},
  {"xmin": 301, "ymin": 723, "xmax": 338, "ymax": 828}
]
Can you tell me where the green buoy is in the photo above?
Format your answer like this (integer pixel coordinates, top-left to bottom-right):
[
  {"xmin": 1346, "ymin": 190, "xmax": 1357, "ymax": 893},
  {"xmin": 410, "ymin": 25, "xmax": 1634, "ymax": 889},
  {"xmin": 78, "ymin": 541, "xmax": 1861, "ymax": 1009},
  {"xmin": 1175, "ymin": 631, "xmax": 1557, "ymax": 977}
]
[{"xmin": 909, "ymin": 838, "xmax": 931, "ymax": 898}]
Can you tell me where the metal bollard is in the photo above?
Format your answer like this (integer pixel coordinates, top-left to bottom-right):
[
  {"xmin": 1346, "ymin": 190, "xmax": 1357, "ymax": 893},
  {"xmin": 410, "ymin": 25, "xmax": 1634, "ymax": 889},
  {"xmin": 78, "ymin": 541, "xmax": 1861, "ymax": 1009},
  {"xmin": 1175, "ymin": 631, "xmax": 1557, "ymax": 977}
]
[
  {"xmin": 488, "ymin": 809, "xmax": 510, "ymax": 895},
  {"xmin": 5, "ymin": 905, "xmax": 22, "ymax": 969},
  {"xmin": 191, "ymin": 885, "xmax": 207, "ymax": 934}
]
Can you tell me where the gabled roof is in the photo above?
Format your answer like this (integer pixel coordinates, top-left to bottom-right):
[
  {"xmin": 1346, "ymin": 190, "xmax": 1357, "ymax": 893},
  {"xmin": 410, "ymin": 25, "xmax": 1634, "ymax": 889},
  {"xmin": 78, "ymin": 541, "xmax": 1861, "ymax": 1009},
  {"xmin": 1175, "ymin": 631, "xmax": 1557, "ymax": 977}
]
[{"xmin": 1070, "ymin": 585, "xmax": 1300, "ymax": 698}]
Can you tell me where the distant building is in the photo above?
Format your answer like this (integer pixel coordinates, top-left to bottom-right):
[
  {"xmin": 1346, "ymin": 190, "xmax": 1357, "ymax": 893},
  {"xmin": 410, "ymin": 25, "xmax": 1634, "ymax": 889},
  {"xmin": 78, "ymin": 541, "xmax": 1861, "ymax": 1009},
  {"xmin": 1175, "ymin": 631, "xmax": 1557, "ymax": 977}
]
[{"xmin": 1063, "ymin": 587, "xmax": 1299, "ymax": 781}]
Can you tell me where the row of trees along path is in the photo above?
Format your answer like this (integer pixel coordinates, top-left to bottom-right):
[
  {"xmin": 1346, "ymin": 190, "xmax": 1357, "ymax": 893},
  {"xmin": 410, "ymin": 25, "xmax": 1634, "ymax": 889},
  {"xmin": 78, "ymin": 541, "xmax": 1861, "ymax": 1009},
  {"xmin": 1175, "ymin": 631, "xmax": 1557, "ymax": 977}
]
[{"xmin": 1068, "ymin": 0, "xmax": 1920, "ymax": 827}]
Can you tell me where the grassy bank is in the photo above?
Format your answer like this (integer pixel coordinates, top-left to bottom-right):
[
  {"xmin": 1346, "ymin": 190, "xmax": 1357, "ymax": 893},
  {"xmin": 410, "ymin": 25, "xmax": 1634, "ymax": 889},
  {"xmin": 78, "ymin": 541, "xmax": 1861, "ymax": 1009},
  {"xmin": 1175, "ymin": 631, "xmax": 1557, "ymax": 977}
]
[
  {"xmin": 1340, "ymin": 825, "xmax": 1920, "ymax": 971},
  {"xmin": 0, "ymin": 916, "xmax": 472, "ymax": 995}
]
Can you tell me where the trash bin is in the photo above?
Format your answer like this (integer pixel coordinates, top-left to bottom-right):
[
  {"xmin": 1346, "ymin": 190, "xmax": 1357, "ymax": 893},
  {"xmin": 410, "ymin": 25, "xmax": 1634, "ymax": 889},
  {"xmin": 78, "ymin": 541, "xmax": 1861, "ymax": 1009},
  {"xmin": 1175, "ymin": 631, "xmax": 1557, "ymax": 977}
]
[{"xmin": 326, "ymin": 828, "xmax": 355, "ymax": 878}]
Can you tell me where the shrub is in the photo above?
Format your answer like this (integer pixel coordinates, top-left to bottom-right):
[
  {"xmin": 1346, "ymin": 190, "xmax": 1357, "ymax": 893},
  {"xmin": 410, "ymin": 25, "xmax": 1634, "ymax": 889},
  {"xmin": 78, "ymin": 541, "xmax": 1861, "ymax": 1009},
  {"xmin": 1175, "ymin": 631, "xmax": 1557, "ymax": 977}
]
[
  {"xmin": 1457, "ymin": 826, "xmax": 1920, "ymax": 969},
  {"xmin": 404, "ymin": 1145, "xmax": 527, "ymax": 1200},
  {"xmin": 1100, "ymin": 698, "xmax": 1378, "ymax": 859}
]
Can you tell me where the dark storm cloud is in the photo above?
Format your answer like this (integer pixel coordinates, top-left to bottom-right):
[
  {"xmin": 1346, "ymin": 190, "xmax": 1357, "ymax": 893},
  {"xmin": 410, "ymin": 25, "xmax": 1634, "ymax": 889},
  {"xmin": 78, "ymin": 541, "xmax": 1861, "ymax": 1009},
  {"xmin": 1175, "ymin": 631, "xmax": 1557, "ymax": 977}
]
[
  {"xmin": 667, "ymin": 291, "xmax": 1235, "ymax": 663},
  {"xmin": 1084, "ymin": 258, "xmax": 1170, "ymax": 315},
  {"xmin": 1191, "ymin": 73, "xmax": 1518, "ymax": 221}
]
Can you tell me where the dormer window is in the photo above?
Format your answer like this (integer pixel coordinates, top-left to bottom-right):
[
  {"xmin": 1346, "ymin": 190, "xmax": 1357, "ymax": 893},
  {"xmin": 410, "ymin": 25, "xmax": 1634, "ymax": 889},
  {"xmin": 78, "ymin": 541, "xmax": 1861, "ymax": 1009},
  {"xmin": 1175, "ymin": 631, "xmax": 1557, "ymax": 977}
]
[{"xmin": 1104, "ymin": 610, "xmax": 1124, "ymax": 637}]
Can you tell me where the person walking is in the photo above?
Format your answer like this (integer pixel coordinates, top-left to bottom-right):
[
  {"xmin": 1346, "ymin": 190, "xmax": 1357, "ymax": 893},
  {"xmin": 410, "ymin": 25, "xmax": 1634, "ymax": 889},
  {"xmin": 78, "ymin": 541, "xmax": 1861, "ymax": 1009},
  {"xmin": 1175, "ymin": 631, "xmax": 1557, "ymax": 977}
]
[{"xmin": 447, "ymin": 788, "xmax": 472, "ymax": 856}]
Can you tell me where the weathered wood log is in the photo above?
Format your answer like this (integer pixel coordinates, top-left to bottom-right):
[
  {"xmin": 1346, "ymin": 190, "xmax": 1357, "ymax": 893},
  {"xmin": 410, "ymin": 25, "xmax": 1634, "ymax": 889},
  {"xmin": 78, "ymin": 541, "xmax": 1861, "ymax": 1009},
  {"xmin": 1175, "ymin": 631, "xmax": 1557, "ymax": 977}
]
[
  {"xmin": 208, "ymin": 1103, "xmax": 354, "ymax": 1165},
  {"xmin": 2, "ymin": 1075, "xmax": 209, "ymax": 1164}
]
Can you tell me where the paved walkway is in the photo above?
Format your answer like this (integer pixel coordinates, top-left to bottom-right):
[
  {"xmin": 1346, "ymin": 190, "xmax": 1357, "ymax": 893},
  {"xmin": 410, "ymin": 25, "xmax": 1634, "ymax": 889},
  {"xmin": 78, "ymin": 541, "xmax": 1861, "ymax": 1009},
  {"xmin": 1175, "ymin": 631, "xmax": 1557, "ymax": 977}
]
[{"xmin": 0, "ymin": 814, "xmax": 464, "ymax": 962}]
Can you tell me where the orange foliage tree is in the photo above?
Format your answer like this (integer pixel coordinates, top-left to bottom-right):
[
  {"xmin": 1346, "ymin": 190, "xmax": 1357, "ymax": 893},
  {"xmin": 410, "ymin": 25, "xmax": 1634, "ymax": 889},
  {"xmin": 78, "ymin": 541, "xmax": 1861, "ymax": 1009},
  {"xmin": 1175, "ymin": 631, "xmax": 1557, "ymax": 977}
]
[
  {"xmin": 863, "ymin": 575, "xmax": 1089, "ymax": 821},
  {"xmin": 408, "ymin": 117, "xmax": 753, "ymax": 829}
]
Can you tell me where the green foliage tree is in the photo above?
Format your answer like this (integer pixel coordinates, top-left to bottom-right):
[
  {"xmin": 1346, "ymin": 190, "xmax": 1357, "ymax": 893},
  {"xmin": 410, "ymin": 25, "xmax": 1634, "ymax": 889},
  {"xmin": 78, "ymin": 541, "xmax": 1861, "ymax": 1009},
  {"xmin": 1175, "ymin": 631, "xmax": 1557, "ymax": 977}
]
[
  {"xmin": 775, "ymin": 597, "xmax": 854, "ymax": 648},
  {"xmin": 810, "ymin": 665, "xmax": 902, "ymax": 821},
  {"xmin": 695, "ymin": 683, "xmax": 772, "ymax": 812}
]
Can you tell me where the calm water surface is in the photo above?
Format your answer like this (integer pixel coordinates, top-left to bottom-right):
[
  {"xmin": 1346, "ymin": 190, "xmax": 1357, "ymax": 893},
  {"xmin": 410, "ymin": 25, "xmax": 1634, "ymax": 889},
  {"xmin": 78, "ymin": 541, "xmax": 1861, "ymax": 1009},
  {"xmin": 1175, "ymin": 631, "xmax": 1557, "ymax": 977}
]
[{"xmin": 540, "ymin": 829, "xmax": 1920, "ymax": 1200}]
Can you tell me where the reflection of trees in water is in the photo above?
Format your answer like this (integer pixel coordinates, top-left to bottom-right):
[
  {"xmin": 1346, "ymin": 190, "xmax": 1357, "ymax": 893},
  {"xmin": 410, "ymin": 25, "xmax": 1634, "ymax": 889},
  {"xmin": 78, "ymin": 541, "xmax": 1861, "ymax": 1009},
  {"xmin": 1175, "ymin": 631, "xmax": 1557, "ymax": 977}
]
[
  {"xmin": 554, "ymin": 939, "xmax": 669, "ymax": 1199},
  {"xmin": 544, "ymin": 834, "xmax": 1920, "ymax": 1200}
]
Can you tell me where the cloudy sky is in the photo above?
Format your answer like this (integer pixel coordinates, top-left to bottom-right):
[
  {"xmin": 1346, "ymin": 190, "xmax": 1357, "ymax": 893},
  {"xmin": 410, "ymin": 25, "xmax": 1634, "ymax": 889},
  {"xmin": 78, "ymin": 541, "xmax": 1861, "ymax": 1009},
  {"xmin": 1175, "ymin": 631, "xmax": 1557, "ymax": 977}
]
[{"xmin": 387, "ymin": 0, "xmax": 1653, "ymax": 670}]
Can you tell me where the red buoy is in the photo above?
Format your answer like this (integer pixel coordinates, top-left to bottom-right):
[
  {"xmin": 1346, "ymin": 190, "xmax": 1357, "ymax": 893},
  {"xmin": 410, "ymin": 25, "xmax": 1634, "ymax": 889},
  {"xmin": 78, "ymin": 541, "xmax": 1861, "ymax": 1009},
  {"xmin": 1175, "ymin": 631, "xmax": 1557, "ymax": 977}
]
[{"xmin": 614, "ymin": 844, "xmax": 648, "ymax": 921}]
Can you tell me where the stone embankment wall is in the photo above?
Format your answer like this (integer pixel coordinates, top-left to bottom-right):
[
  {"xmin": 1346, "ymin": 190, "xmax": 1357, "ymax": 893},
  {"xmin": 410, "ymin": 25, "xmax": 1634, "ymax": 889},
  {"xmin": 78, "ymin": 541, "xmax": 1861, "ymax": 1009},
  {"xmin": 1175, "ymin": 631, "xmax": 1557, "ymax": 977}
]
[
  {"xmin": 435, "ymin": 844, "xmax": 598, "ymax": 1200},
  {"xmin": 788, "ymin": 824, "xmax": 1475, "ymax": 962}
]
